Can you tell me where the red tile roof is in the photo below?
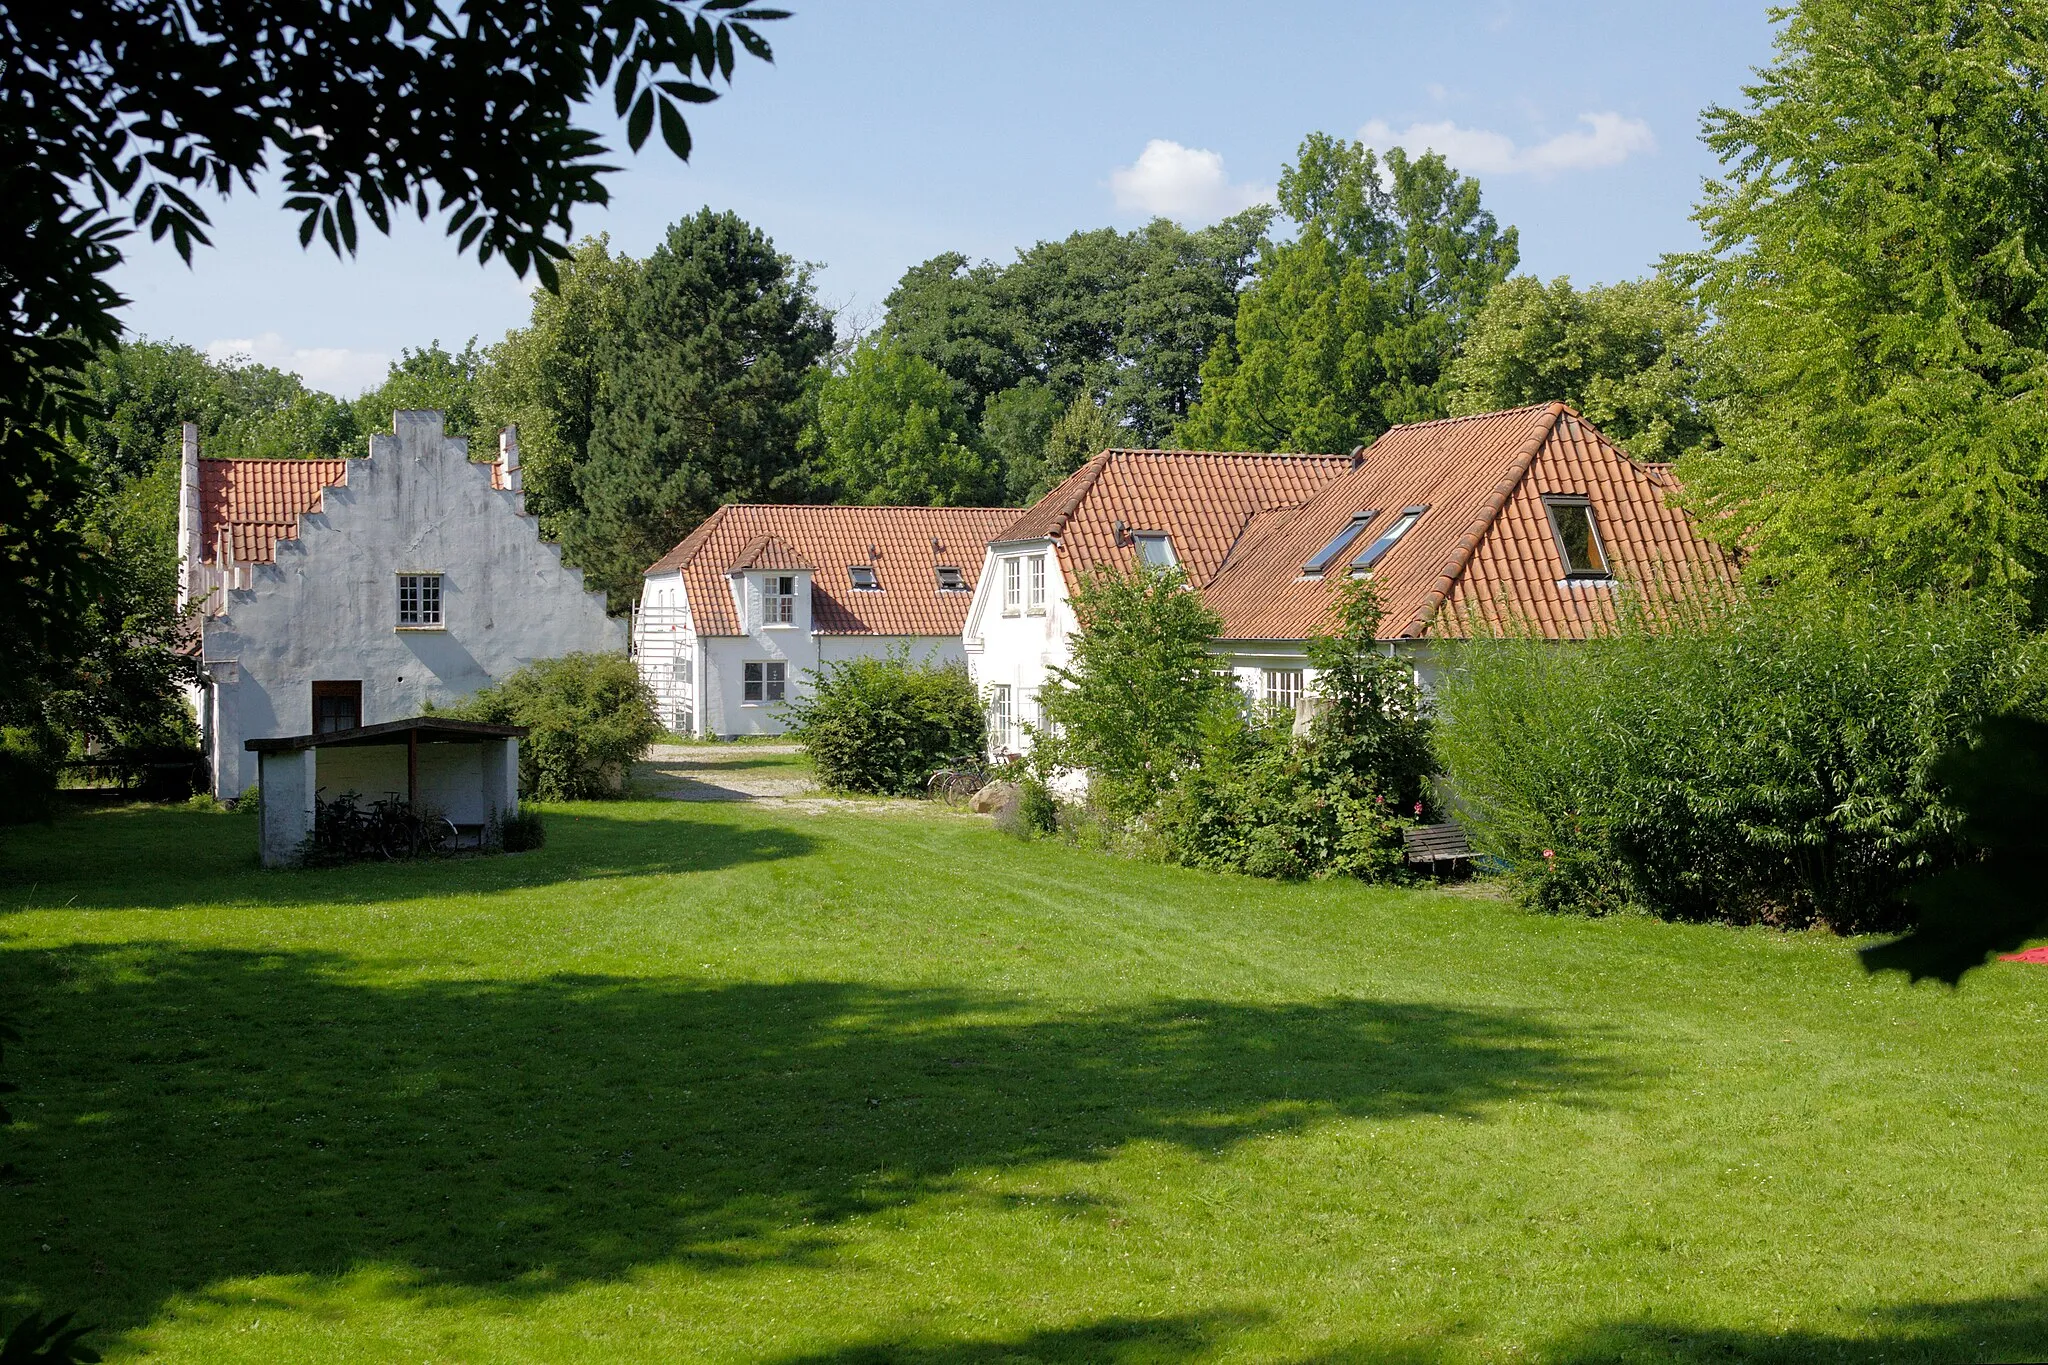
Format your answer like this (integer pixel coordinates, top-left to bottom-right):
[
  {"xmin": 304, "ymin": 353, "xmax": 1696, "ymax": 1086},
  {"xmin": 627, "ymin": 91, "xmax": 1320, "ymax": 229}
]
[
  {"xmin": 197, "ymin": 457, "xmax": 350, "ymax": 564},
  {"xmin": 1200, "ymin": 403, "xmax": 1735, "ymax": 641},
  {"xmin": 648, "ymin": 504, "xmax": 1024, "ymax": 637},
  {"xmin": 1002, "ymin": 450, "xmax": 1354, "ymax": 591}
]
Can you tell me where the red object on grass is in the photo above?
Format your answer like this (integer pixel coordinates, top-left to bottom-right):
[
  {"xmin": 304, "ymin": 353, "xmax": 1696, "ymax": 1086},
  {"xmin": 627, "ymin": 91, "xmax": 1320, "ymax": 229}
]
[{"xmin": 1997, "ymin": 946, "xmax": 2048, "ymax": 964}]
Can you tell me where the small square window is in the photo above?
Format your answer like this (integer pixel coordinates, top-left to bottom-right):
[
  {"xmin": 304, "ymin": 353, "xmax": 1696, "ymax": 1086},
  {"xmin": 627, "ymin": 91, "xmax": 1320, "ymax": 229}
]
[
  {"xmin": 743, "ymin": 660, "xmax": 786, "ymax": 703},
  {"xmin": 936, "ymin": 566, "xmax": 968, "ymax": 592},
  {"xmin": 848, "ymin": 565, "xmax": 880, "ymax": 591},
  {"xmin": 1027, "ymin": 554, "xmax": 1047, "ymax": 612},
  {"xmin": 397, "ymin": 573, "xmax": 443, "ymax": 627},
  {"xmin": 1545, "ymin": 498, "xmax": 1612, "ymax": 579},
  {"xmin": 1133, "ymin": 533, "xmax": 1177, "ymax": 568}
]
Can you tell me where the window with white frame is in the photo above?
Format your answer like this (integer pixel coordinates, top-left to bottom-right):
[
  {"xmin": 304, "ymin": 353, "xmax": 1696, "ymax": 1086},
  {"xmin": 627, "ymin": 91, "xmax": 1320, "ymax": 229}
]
[
  {"xmin": 1026, "ymin": 554, "xmax": 1047, "ymax": 612},
  {"xmin": 743, "ymin": 660, "xmax": 786, "ymax": 704},
  {"xmin": 1133, "ymin": 533, "xmax": 1177, "ymax": 568},
  {"xmin": 987, "ymin": 684, "xmax": 1013, "ymax": 751},
  {"xmin": 396, "ymin": 573, "xmax": 443, "ymax": 627},
  {"xmin": 1002, "ymin": 557, "xmax": 1022, "ymax": 614},
  {"xmin": 1263, "ymin": 668, "xmax": 1305, "ymax": 715},
  {"xmin": 763, "ymin": 574, "xmax": 797, "ymax": 625}
]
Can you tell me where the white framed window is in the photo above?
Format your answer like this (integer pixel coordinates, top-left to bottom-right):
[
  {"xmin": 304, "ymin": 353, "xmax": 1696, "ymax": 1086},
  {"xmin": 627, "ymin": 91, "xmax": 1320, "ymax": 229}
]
[
  {"xmin": 396, "ymin": 573, "xmax": 443, "ymax": 627},
  {"xmin": 743, "ymin": 661, "xmax": 786, "ymax": 704},
  {"xmin": 1002, "ymin": 557, "xmax": 1022, "ymax": 615},
  {"xmin": 1263, "ymin": 669, "xmax": 1304, "ymax": 715},
  {"xmin": 1026, "ymin": 554, "xmax": 1047, "ymax": 612},
  {"xmin": 763, "ymin": 574, "xmax": 796, "ymax": 626},
  {"xmin": 987, "ymin": 684, "xmax": 1013, "ymax": 752},
  {"xmin": 1134, "ymin": 533, "xmax": 1177, "ymax": 568}
]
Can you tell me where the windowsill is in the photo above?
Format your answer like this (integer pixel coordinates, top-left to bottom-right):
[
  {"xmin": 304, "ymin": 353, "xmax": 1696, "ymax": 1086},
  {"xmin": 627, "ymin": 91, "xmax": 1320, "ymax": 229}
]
[
  {"xmin": 395, "ymin": 624, "xmax": 447, "ymax": 632},
  {"xmin": 1001, "ymin": 609, "xmax": 1021, "ymax": 617},
  {"xmin": 761, "ymin": 623, "xmax": 797, "ymax": 630},
  {"xmin": 1026, "ymin": 607, "xmax": 1046, "ymax": 616},
  {"xmin": 1561, "ymin": 576, "xmax": 1617, "ymax": 588}
]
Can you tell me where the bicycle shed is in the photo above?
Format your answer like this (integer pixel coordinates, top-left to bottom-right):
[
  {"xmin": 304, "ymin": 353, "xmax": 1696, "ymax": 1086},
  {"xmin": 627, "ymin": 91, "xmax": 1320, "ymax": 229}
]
[{"xmin": 246, "ymin": 716, "xmax": 527, "ymax": 867}]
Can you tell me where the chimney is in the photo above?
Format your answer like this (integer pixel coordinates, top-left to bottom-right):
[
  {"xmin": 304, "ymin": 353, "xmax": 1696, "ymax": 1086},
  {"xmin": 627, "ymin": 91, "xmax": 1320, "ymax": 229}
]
[
  {"xmin": 497, "ymin": 425, "xmax": 523, "ymax": 494},
  {"xmin": 176, "ymin": 422, "xmax": 201, "ymax": 610}
]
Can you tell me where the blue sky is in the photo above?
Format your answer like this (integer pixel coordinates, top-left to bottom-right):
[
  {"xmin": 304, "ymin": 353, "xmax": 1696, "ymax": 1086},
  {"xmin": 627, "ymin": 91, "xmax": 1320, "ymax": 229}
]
[{"xmin": 109, "ymin": 1, "xmax": 1782, "ymax": 396}]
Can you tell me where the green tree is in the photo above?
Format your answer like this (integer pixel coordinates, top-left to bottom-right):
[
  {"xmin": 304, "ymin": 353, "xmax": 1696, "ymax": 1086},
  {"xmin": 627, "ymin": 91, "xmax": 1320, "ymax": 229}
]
[
  {"xmin": 1034, "ymin": 563, "xmax": 1233, "ymax": 815},
  {"xmin": 352, "ymin": 341, "xmax": 489, "ymax": 452},
  {"xmin": 1007, "ymin": 394, "xmax": 1122, "ymax": 502},
  {"xmin": 979, "ymin": 381, "xmax": 1064, "ymax": 502},
  {"xmin": 882, "ymin": 211, "xmax": 1271, "ymax": 445},
  {"xmin": 1674, "ymin": 0, "xmax": 2048, "ymax": 612},
  {"xmin": 1179, "ymin": 136, "xmax": 1518, "ymax": 453},
  {"xmin": 809, "ymin": 341, "xmax": 997, "ymax": 506},
  {"xmin": 1442, "ymin": 274, "xmax": 1716, "ymax": 464},
  {"xmin": 475, "ymin": 235, "xmax": 642, "ymax": 532},
  {"xmin": 570, "ymin": 209, "xmax": 835, "ymax": 609},
  {"xmin": 1, "ymin": 0, "xmax": 786, "ymax": 715}
]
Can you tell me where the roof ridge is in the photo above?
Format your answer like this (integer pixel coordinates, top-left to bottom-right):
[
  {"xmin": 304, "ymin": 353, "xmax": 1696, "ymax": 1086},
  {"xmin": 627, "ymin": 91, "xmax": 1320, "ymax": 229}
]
[
  {"xmin": 1374, "ymin": 402, "xmax": 1560, "ymax": 437},
  {"xmin": 1398, "ymin": 401, "xmax": 1567, "ymax": 639},
  {"xmin": 1022, "ymin": 450, "xmax": 1113, "ymax": 541},
  {"xmin": 687, "ymin": 502, "xmax": 1024, "ymax": 512},
  {"xmin": 1095, "ymin": 448, "xmax": 1352, "ymax": 460}
]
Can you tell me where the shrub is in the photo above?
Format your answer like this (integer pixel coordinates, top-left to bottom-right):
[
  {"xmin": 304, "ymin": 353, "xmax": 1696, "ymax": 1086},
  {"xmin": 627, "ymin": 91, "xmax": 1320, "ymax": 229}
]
[
  {"xmin": 0, "ymin": 727, "xmax": 58, "ymax": 826},
  {"xmin": 1034, "ymin": 563, "xmax": 1234, "ymax": 816},
  {"xmin": 496, "ymin": 808, "xmax": 546, "ymax": 852},
  {"xmin": 1434, "ymin": 588, "xmax": 2048, "ymax": 930},
  {"xmin": 782, "ymin": 652, "xmax": 982, "ymax": 795},
  {"xmin": 454, "ymin": 653, "xmax": 659, "ymax": 800}
]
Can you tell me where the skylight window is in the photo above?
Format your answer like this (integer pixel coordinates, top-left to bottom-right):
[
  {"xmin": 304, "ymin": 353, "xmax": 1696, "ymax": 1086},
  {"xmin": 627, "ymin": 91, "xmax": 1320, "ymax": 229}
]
[
  {"xmin": 935, "ymin": 566, "xmax": 968, "ymax": 591},
  {"xmin": 1352, "ymin": 506, "xmax": 1426, "ymax": 572},
  {"xmin": 1303, "ymin": 512, "xmax": 1378, "ymax": 576},
  {"xmin": 848, "ymin": 564, "xmax": 880, "ymax": 591},
  {"xmin": 1544, "ymin": 497, "xmax": 1612, "ymax": 579},
  {"xmin": 1133, "ymin": 533, "xmax": 1177, "ymax": 568}
]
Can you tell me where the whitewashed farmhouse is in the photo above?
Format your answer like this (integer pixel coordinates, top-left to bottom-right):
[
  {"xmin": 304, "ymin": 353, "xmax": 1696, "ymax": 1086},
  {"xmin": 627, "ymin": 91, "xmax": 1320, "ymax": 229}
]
[
  {"xmin": 634, "ymin": 504, "xmax": 1019, "ymax": 736},
  {"xmin": 965, "ymin": 403, "xmax": 1733, "ymax": 755},
  {"xmin": 179, "ymin": 409, "xmax": 624, "ymax": 800}
]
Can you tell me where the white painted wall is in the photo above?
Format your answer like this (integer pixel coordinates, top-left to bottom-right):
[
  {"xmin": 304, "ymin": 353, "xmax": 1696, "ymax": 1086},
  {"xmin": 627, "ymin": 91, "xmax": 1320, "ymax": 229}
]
[
  {"xmin": 197, "ymin": 411, "xmax": 623, "ymax": 798},
  {"xmin": 633, "ymin": 568, "xmax": 696, "ymax": 731},
  {"xmin": 962, "ymin": 539, "xmax": 1070, "ymax": 756}
]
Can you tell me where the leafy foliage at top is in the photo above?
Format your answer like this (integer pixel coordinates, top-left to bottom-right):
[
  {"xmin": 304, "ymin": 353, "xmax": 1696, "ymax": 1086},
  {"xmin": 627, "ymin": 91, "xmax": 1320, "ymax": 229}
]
[
  {"xmin": 1442, "ymin": 274, "xmax": 1717, "ymax": 466},
  {"xmin": 1178, "ymin": 135, "xmax": 1518, "ymax": 453},
  {"xmin": 1672, "ymin": 0, "xmax": 2048, "ymax": 615},
  {"xmin": 807, "ymin": 342, "xmax": 999, "ymax": 507},
  {"xmin": 781, "ymin": 652, "xmax": 984, "ymax": 795}
]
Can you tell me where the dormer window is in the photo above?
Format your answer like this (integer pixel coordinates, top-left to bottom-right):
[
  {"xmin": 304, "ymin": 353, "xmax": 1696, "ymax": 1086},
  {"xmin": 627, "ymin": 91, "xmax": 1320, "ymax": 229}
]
[
  {"xmin": 763, "ymin": 574, "xmax": 796, "ymax": 625},
  {"xmin": 1352, "ymin": 506, "xmax": 1426, "ymax": 572},
  {"xmin": 1304, "ymin": 513, "xmax": 1378, "ymax": 577},
  {"xmin": 1544, "ymin": 497, "xmax": 1612, "ymax": 579},
  {"xmin": 848, "ymin": 565, "xmax": 880, "ymax": 591},
  {"xmin": 936, "ymin": 566, "xmax": 968, "ymax": 592},
  {"xmin": 1133, "ymin": 533, "xmax": 1177, "ymax": 568}
]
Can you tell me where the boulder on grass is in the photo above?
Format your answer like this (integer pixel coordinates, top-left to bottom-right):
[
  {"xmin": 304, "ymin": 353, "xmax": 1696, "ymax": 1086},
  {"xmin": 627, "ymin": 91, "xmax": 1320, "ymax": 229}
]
[{"xmin": 969, "ymin": 781, "xmax": 1019, "ymax": 816}]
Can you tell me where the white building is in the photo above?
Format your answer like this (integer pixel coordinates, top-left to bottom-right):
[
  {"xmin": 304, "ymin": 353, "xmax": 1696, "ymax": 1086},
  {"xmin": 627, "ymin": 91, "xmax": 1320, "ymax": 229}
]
[
  {"xmin": 965, "ymin": 405, "xmax": 1735, "ymax": 757},
  {"xmin": 180, "ymin": 410, "xmax": 624, "ymax": 800},
  {"xmin": 634, "ymin": 503, "xmax": 1019, "ymax": 737}
]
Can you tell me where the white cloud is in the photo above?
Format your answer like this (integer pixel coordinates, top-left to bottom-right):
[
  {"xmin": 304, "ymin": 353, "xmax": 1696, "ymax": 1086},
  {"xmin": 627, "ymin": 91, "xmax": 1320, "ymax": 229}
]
[
  {"xmin": 204, "ymin": 332, "xmax": 392, "ymax": 397},
  {"xmin": 1358, "ymin": 112, "xmax": 1655, "ymax": 178},
  {"xmin": 1109, "ymin": 139, "xmax": 1273, "ymax": 222}
]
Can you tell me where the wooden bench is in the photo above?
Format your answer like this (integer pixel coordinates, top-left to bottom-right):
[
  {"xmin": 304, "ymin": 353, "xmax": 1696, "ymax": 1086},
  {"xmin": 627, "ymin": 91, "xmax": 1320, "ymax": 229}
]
[{"xmin": 1403, "ymin": 822, "xmax": 1475, "ymax": 875}]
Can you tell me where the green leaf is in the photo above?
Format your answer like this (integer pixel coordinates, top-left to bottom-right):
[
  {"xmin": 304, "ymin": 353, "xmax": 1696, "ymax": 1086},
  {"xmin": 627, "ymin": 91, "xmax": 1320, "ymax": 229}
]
[
  {"xmin": 626, "ymin": 88, "xmax": 655, "ymax": 150},
  {"xmin": 658, "ymin": 98, "xmax": 694, "ymax": 160}
]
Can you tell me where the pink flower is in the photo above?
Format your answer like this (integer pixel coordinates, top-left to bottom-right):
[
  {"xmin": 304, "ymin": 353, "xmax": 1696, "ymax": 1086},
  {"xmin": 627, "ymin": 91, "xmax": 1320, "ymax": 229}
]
[
  {"xmin": 1542, "ymin": 849, "xmax": 1555, "ymax": 859},
  {"xmin": 1413, "ymin": 801, "xmax": 1423, "ymax": 817}
]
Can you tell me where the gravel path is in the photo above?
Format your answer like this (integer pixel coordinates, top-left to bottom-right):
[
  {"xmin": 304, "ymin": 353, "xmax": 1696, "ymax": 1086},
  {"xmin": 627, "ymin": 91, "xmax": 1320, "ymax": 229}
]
[{"xmin": 639, "ymin": 744, "xmax": 818, "ymax": 802}]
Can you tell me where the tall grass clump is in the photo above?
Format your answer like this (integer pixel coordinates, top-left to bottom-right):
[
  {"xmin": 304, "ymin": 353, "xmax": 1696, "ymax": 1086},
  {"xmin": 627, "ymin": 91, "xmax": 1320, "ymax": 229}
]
[
  {"xmin": 1434, "ymin": 588, "xmax": 2048, "ymax": 930},
  {"xmin": 782, "ymin": 653, "xmax": 982, "ymax": 795}
]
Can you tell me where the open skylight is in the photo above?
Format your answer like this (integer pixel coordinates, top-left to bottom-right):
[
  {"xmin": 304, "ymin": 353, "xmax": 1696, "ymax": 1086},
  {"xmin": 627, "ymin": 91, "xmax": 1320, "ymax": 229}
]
[
  {"xmin": 1133, "ymin": 533, "xmax": 1177, "ymax": 568},
  {"xmin": 935, "ymin": 565, "xmax": 969, "ymax": 591},
  {"xmin": 1352, "ymin": 506, "xmax": 1426, "ymax": 572},
  {"xmin": 1303, "ymin": 512, "xmax": 1378, "ymax": 576},
  {"xmin": 848, "ymin": 564, "xmax": 880, "ymax": 591},
  {"xmin": 1544, "ymin": 498, "xmax": 1612, "ymax": 579}
]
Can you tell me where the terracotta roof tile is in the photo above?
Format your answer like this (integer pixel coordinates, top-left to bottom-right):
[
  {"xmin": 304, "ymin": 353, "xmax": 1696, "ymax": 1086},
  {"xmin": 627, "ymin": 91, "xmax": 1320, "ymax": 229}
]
[
  {"xmin": 1000, "ymin": 449, "xmax": 1353, "ymax": 591},
  {"xmin": 649, "ymin": 504, "xmax": 1023, "ymax": 637},
  {"xmin": 1201, "ymin": 404, "xmax": 1734, "ymax": 641},
  {"xmin": 197, "ymin": 457, "xmax": 351, "ymax": 564}
]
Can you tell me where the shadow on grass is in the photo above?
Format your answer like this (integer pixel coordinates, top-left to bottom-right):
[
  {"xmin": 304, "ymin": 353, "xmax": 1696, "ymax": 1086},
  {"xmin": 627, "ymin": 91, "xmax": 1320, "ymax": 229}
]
[
  {"xmin": 0, "ymin": 802, "xmax": 816, "ymax": 911},
  {"xmin": 1544, "ymin": 1288, "xmax": 2048, "ymax": 1364},
  {"xmin": 1, "ymin": 942, "xmax": 1625, "ymax": 1342},
  {"xmin": 765, "ymin": 1308, "xmax": 1450, "ymax": 1364}
]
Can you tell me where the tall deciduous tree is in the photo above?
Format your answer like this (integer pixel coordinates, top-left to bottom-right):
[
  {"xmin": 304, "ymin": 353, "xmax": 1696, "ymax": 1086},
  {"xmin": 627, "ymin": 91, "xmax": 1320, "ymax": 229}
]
[
  {"xmin": 1178, "ymin": 136, "xmax": 1518, "ymax": 453},
  {"xmin": 1674, "ymin": 0, "xmax": 2048, "ymax": 611},
  {"xmin": 809, "ymin": 341, "xmax": 997, "ymax": 507},
  {"xmin": 352, "ymin": 341, "xmax": 490, "ymax": 452},
  {"xmin": 570, "ymin": 209, "xmax": 834, "ymax": 609},
  {"xmin": 476, "ymin": 235, "xmax": 643, "ymax": 533},
  {"xmin": 1442, "ymin": 274, "xmax": 1717, "ymax": 465}
]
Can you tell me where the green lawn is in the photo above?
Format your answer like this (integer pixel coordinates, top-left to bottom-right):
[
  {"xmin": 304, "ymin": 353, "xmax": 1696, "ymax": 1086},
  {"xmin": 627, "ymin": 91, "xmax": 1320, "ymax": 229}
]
[{"xmin": 2, "ymin": 798, "xmax": 2045, "ymax": 1363}]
